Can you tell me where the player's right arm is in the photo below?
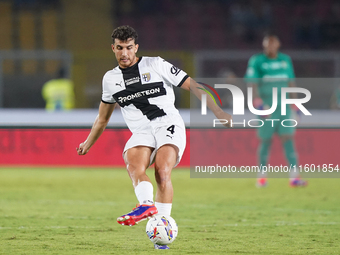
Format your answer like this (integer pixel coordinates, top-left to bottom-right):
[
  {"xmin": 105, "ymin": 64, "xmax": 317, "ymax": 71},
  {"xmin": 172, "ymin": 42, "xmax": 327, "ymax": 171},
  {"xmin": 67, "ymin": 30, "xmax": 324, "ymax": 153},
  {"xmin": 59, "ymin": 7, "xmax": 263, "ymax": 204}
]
[
  {"xmin": 245, "ymin": 55, "xmax": 263, "ymax": 108},
  {"xmin": 77, "ymin": 102, "xmax": 116, "ymax": 155},
  {"xmin": 250, "ymin": 83, "xmax": 263, "ymax": 108}
]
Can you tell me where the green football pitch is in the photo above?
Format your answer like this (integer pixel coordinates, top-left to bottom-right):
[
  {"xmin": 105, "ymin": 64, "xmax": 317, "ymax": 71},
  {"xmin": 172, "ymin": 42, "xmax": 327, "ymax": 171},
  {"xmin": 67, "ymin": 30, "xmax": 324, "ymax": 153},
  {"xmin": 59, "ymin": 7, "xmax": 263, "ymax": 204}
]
[{"xmin": 0, "ymin": 168, "xmax": 339, "ymax": 255}]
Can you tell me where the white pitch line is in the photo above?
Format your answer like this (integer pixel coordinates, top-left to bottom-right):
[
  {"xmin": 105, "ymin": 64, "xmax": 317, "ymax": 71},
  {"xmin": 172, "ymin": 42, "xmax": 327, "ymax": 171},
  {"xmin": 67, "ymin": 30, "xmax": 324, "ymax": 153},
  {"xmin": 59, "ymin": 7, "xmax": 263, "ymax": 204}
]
[
  {"xmin": 0, "ymin": 226, "xmax": 101, "ymax": 230},
  {"xmin": 188, "ymin": 205, "xmax": 338, "ymax": 215},
  {"xmin": 1, "ymin": 221, "xmax": 339, "ymax": 231},
  {"xmin": 194, "ymin": 221, "xmax": 339, "ymax": 228},
  {"xmin": 36, "ymin": 200, "xmax": 118, "ymax": 206},
  {"xmin": 273, "ymin": 208, "xmax": 335, "ymax": 214},
  {"xmin": 1, "ymin": 215, "xmax": 104, "ymax": 220}
]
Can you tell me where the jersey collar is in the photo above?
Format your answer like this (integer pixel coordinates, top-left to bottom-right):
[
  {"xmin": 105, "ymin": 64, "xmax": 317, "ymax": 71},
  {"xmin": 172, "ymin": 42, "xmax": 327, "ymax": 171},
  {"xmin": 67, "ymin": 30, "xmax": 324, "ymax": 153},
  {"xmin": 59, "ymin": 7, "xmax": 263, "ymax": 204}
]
[{"xmin": 119, "ymin": 57, "xmax": 143, "ymax": 72}]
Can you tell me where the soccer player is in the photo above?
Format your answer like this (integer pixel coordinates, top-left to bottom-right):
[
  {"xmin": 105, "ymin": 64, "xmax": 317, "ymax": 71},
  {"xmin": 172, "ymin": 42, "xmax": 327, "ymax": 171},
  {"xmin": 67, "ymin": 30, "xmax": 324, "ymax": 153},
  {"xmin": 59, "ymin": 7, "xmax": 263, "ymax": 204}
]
[
  {"xmin": 330, "ymin": 86, "xmax": 340, "ymax": 110},
  {"xmin": 244, "ymin": 33, "xmax": 307, "ymax": 187},
  {"xmin": 76, "ymin": 25, "xmax": 231, "ymax": 249}
]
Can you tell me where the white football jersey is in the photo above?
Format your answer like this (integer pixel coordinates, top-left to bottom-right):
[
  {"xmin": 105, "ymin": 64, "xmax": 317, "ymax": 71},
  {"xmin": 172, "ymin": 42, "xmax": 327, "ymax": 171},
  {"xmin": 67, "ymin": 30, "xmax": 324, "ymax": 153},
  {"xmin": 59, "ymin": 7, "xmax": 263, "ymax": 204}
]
[{"xmin": 102, "ymin": 56, "xmax": 189, "ymax": 133}]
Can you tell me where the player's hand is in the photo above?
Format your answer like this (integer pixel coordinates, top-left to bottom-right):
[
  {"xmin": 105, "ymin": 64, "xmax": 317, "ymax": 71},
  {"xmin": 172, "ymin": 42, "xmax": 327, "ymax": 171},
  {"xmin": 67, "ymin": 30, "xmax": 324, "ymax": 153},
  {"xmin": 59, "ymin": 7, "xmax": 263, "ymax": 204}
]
[
  {"xmin": 215, "ymin": 109, "xmax": 232, "ymax": 128},
  {"xmin": 291, "ymin": 104, "xmax": 302, "ymax": 121},
  {"xmin": 253, "ymin": 97, "xmax": 264, "ymax": 110},
  {"xmin": 76, "ymin": 142, "xmax": 90, "ymax": 155},
  {"xmin": 291, "ymin": 104, "xmax": 302, "ymax": 115},
  {"xmin": 253, "ymin": 98, "xmax": 271, "ymax": 119}
]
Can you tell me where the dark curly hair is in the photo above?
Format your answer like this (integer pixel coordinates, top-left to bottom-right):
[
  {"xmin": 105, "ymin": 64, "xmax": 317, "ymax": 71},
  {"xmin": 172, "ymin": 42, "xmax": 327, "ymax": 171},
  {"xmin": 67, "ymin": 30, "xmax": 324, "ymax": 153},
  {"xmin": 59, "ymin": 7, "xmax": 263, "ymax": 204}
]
[{"xmin": 111, "ymin": 25, "xmax": 138, "ymax": 44}]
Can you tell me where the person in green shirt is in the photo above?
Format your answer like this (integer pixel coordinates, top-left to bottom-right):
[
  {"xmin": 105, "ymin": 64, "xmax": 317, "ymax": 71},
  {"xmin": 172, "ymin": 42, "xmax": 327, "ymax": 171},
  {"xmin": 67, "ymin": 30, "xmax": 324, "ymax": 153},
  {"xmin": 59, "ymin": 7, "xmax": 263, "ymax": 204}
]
[
  {"xmin": 42, "ymin": 68, "xmax": 75, "ymax": 111},
  {"xmin": 330, "ymin": 86, "xmax": 340, "ymax": 110},
  {"xmin": 245, "ymin": 34, "xmax": 307, "ymax": 187}
]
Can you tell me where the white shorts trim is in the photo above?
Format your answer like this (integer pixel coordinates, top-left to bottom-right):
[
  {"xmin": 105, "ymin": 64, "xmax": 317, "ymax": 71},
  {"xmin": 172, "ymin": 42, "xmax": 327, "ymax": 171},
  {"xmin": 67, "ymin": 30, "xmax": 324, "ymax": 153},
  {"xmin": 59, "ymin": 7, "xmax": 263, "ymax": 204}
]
[{"xmin": 123, "ymin": 114, "xmax": 186, "ymax": 167}]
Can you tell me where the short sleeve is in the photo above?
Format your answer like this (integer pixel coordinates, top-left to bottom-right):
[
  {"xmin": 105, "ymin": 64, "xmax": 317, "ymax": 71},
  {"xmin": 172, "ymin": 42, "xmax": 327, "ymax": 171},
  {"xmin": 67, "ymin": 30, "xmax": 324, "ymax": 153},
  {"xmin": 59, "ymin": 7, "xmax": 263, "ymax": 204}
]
[
  {"xmin": 101, "ymin": 73, "xmax": 116, "ymax": 104},
  {"xmin": 244, "ymin": 55, "xmax": 260, "ymax": 83},
  {"xmin": 152, "ymin": 57, "xmax": 189, "ymax": 87}
]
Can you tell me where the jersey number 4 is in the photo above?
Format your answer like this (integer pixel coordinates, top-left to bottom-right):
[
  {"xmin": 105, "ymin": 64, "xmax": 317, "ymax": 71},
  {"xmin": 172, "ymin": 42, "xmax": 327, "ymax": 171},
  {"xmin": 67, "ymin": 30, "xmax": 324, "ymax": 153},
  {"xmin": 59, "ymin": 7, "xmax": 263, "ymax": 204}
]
[{"xmin": 167, "ymin": 125, "xmax": 175, "ymax": 134}]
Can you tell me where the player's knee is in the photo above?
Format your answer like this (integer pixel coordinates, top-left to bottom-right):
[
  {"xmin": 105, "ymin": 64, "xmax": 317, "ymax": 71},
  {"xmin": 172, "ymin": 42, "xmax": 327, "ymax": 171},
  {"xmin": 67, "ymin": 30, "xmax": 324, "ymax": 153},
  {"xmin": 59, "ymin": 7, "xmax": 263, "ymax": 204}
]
[
  {"xmin": 280, "ymin": 135, "xmax": 293, "ymax": 143},
  {"xmin": 155, "ymin": 166, "xmax": 172, "ymax": 185},
  {"xmin": 127, "ymin": 164, "xmax": 145, "ymax": 176},
  {"xmin": 126, "ymin": 163, "xmax": 146, "ymax": 182}
]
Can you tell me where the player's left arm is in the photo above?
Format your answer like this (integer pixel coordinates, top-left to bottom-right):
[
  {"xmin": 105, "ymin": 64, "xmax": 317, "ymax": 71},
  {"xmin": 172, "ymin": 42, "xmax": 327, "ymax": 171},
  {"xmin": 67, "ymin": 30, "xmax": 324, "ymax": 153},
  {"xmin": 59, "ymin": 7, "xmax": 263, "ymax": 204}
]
[
  {"xmin": 181, "ymin": 77, "xmax": 232, "ymax": 127},
  {"xmin": 287, "ymin": 56, "xmax": 298, "ymax": 99},
  {"xmin": 286, "ymin": 56, "xmax": 302, "ymax": 116},
  {"xmin": 153, "ymin": 57, "xmax": 231, "ymax": 127},
  {"xmin": 152, "ymin": 57, "xmax": 231, "ymax": 126},
  {"xmin": 288, "ymin": 81, "xmax": 298, "ymax": 98}
]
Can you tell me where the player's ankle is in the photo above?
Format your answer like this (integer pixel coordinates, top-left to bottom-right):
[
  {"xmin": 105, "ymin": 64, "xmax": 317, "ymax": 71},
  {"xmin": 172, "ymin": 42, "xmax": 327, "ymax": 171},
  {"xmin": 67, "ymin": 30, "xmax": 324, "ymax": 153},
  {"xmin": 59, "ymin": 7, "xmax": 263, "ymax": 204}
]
[{"xmin": 141, "ymin": 200, "xmax": 154, "ymax": 206}]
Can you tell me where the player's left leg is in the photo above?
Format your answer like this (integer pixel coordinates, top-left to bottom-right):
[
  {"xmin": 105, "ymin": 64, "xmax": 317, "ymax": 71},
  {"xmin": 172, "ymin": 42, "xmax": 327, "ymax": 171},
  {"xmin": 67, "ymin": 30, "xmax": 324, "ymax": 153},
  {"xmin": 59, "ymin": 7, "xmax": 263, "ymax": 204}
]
[
  {"xmin": 150, "ymin": 115, "xmax": 186, "ymax": 249},
  {"xmin": 279, "ymin": 132, "xmax": 307, "ymax": 187},
  {"xmin": 154, "ymin": 144, "xmax": 178, "ymax": 216},
  {"xmin": 152, "ymin": 144, "xmax": 178, "ymax": 250},
  {"xmin": 151, "ymin": 114, "xmax": 186, "ymax": 214},
  {"xmin": 280, "ymin": 134, "xmax": 298, "ymax": 175}
]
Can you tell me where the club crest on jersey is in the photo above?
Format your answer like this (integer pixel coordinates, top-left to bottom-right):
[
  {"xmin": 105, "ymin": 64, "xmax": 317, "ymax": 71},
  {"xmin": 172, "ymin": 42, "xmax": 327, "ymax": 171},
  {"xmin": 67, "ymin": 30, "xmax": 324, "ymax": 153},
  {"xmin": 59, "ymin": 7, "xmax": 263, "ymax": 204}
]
[{"xmin": 142, "ymin": 73, "xmax": 151, "ymax": 82}]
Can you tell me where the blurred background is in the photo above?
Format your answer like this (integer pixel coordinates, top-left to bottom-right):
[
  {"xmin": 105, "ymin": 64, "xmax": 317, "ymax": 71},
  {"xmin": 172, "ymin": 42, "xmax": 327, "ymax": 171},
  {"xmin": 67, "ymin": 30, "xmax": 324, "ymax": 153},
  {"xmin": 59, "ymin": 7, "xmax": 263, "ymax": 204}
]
[{"xmin": 1, "ymin": 0, "xmax": 340, "ymax": 109}]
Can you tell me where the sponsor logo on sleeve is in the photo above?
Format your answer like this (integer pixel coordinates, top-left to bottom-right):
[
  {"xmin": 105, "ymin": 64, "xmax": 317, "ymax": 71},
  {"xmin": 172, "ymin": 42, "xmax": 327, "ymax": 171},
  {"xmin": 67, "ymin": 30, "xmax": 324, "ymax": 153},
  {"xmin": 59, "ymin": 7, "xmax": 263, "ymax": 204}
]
[{"xmin": 170, "ymin": 66, "xmax": 181, "ymax": 76}]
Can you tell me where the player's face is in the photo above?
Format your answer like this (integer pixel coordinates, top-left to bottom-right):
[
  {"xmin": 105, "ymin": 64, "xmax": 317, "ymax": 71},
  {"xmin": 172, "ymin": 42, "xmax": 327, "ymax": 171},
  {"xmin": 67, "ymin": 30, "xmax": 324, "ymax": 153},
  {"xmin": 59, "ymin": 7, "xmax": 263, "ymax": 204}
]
[
  {"xmin": 263, "ymin": 36, "xmax": 280, "ymax": 57},
  {"xmin": 112, "ymin": 38, "xmax": 139, "ymax": 68}
]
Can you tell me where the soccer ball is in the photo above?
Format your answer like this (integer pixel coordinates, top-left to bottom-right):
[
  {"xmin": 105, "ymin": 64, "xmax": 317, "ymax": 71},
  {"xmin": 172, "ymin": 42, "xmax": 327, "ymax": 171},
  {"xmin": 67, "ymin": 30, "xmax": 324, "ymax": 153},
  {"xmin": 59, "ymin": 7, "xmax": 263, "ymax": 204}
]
[{"xmin": 145, "ymin": 215, "xmax": 178, "ymax": 245}]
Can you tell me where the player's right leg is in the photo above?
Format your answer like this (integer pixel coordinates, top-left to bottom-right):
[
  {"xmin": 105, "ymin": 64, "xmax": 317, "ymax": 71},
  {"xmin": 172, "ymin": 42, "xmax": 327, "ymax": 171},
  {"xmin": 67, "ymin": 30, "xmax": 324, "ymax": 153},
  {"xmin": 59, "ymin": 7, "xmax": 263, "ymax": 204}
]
[
  {"xmin": 117, "ymin": 146, "xmax": 158, "ymax": 226},
  {"xmin": 257, "ymin": 138, "xmax": 271, "ymax": 187}
]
